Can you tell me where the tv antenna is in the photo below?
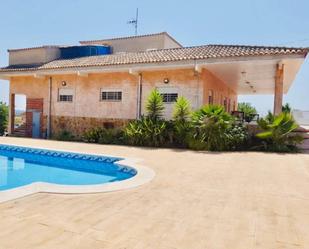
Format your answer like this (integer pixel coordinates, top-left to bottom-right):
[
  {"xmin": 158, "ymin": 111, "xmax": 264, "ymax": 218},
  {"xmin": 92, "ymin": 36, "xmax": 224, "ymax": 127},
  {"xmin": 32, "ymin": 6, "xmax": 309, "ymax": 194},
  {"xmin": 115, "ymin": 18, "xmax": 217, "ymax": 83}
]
[{"xmin": 127, "ymin": 8, "xmax": 139, "ymax": 36}]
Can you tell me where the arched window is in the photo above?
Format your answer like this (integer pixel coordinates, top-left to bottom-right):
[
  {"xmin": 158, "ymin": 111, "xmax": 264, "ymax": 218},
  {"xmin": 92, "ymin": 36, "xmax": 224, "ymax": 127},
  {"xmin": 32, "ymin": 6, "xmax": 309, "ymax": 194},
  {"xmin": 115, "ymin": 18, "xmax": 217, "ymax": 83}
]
[
  {"xmin": 208, "ymin": 90, "xmax": 214, "ymax": 105},
  {"xmin": 228, "ymin": 99, "xmax": 231, "ymax": 112},
  {"xmin": 223, "ymin": 97, "xmax": 227, "ymax": 111}
]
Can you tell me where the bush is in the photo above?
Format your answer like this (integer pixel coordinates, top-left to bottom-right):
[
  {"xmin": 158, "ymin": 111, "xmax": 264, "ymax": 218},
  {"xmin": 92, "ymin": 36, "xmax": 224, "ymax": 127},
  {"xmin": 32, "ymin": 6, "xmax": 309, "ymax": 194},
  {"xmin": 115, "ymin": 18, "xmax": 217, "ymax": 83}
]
[
  {"xmin": 83, "ymin": 127, "xmax": 123, "ymax": 144},
  {"xmin": 173, "ymin": 96, "xmax": 192, "ymax": 147},
  {"xmin": 123, "ymin": 89, "xmax": 168, "ymax": 147},
  {"xmin": 188, "ymin": 105, "xmax": 250, "ymax": 151},
  {"xmin": 146, "ymin": 89, "xmax": 164, "ymax": 121},
  {"xmin": 225, "ymin": 124, "xmax": 250, "ymax": 151},
  {"xmin": 0, "ymin": 102, "xmax": 9, "ymax": 135},
  {"xmin": 72, "ymin": 92, "xmax": 301, "ymax": 154},
  {"xmin": 282, "ymin": 103, "xmax": 292, "ymax": 113},
  {"xmin": 238, "ymin": 102, "xmax": 257, "ymax": 122},
  {"xmin": 256, "ymin": 112, "xmax": 303, "ymax": 152},
  {"xmin": 55, "ymin": 130, "xmax": 75, "ymax": 141},
  {"xmin": 190, "ymin": 105, "xmax": 233, "ymax": 151},
  {"xmin": 124, "ymin": 117, "xmax": 167, "ymax": 147}
]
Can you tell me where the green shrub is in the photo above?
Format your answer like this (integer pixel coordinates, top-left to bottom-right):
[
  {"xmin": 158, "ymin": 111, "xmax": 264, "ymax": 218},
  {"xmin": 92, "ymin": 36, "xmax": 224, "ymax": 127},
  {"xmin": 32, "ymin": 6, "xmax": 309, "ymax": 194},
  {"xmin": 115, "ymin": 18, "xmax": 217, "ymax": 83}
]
[
  {"xmin": 173, "ymin": 96, "xmax": 191, "ymax": 122},
  {"xmin": 0, "ymin": 102, "xmax": 9, "ymax": 135},
  {"xmin": 55, "ymin": 130, "xmax": 75, "ymax": 141},
  {"xmin": 173, "ymin": 96, "xmax": 192, "ymax": 147},
  {"xmin": 238, "ymin": 102, "xmax": 257, "ymax": 122},
  {"xmin": 146, "ymin": 89, "xmax": 164, "ymax": 121},
  {"xmin": 256, "ymin": 112, "xmax": 303, "ymax": 152},
  {"xmin": 190, "ymin": 105, "xmax": 233, "ymax": 151},
  {"xmin": 225, "ymin": 124, "xmax": 250, "ymax": 151},
  {"xmin": 82, "ymin": 127, "xmax": 102, "ymax": 143},
  {"xmin": 123, "ymin": 89, "xmax": 168, "ymax": 147},
  {"xmin": 282, "ymin": 103, "xmax": 292, "ymax": 113},
  {"xmin": 83, "ymin": 127, "xmax": 123, "ymax": 144},
  {"xmin": 124, "ymin": 117, "xmax": 167, "ymax": 147}
]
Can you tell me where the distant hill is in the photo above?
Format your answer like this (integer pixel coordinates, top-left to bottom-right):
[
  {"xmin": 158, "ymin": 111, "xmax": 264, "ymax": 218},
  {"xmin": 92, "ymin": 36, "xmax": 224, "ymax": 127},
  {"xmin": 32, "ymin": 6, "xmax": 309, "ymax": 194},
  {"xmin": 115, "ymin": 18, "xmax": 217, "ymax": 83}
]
[{"xmin": 15, "ymin": 109, "xmax": 26, "ymax": 116}]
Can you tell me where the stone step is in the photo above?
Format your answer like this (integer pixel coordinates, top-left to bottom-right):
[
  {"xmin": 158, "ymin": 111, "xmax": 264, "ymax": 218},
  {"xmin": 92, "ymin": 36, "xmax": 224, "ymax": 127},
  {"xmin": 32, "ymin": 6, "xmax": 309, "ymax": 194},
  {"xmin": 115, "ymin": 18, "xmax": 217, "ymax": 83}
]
[{"xmin": 12, "ymin": 129, "xmax": 26, "ymax": 137}]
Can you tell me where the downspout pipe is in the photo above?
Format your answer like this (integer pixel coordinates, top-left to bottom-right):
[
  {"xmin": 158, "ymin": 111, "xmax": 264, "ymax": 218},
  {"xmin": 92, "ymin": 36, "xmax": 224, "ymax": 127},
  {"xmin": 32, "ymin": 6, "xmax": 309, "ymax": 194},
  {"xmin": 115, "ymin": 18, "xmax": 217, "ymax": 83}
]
[
  {"xmin": 47, "ymin": 77, "xmax": 52, "ymax": 138},
  {"xmin": 137, "ymin": 73, "xmax": 143, "ymax": 119}
]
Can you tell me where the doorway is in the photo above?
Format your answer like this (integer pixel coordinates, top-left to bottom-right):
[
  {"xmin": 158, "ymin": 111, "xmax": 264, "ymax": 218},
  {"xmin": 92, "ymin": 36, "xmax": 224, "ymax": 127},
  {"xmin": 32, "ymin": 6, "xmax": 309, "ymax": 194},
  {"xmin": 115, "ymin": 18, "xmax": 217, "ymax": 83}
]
[
  {"xmin": 12, "ymin": 94, "xmax": 26, "ymax": 136},
  {"xmin": 31, "ymin": 111, "xmax": 41, "ymax": 138}
]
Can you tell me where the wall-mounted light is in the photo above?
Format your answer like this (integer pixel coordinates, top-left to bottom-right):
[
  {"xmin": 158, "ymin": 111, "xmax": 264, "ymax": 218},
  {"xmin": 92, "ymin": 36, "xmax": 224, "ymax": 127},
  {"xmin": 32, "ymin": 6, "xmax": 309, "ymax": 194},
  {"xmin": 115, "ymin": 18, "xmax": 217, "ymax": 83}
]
[
  {"xmin": 61, "ymin": 81, "xmax": 67, "ymax": 87},
  {"xmin": 163, "ymin": 78, "xmax": 170, "ymax": 84}
]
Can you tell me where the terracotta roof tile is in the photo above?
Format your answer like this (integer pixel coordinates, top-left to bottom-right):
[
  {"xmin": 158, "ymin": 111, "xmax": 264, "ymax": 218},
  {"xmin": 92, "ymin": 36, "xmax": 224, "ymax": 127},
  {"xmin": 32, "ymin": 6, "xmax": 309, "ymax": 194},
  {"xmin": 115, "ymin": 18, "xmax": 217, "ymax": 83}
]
[{"xmin": 1, "ymin": 44, "xmax": 308, "ymax": 72}]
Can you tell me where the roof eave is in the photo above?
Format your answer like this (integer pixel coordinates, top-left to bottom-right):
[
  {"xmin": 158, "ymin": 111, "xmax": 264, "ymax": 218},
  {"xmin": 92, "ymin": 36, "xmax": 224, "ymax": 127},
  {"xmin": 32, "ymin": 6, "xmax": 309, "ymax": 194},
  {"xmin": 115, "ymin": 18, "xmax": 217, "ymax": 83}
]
[{"xmin": 0, "ymin": 53, "xmax": 305, "ymax": 78}]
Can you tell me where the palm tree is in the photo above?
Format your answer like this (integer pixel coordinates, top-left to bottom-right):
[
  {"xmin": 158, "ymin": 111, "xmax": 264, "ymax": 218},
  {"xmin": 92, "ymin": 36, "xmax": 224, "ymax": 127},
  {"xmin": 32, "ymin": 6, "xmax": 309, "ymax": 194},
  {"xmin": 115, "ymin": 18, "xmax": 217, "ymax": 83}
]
[
  {"xmin": 146, "ymin": 89, "xmax": 164, "ymax": 121},
  {"xmin": 282, "ymin": 103, "xmax": 292, "ymax": 113},
  {"xmin": 256, "ymin": 112, "xmax": 303, "ymax": 152}
]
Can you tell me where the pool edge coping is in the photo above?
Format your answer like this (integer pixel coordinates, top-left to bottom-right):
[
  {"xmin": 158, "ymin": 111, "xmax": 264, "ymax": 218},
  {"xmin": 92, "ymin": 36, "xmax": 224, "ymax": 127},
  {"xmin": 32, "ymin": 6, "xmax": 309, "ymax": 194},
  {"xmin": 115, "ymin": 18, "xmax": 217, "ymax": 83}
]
[{"xmin": 0, "ymin": 142, "xmax": 155, "ymax": 204}]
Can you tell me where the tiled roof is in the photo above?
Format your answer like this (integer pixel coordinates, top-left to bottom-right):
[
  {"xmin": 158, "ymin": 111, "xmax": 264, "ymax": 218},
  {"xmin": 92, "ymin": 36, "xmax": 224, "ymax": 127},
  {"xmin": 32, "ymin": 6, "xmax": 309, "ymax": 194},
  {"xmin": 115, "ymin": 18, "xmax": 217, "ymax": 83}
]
[{"xmin": 1, "ymin": 44, "xmax": 308, "ymax": 72}]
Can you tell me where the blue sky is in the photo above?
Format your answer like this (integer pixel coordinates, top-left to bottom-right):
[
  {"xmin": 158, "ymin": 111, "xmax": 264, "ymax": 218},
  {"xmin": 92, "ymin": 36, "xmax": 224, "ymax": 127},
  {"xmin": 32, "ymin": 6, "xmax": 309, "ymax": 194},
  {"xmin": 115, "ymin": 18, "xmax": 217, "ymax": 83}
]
[{"xmin": 0, "ymin": 0, "xmax": 308, "ymax": 113}]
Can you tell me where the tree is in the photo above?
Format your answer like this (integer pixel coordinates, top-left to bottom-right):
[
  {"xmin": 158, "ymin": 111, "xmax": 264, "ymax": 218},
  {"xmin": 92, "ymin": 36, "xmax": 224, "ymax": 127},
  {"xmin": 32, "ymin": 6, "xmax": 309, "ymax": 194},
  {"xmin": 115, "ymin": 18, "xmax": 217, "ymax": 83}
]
[
  {"xmin": 191, "ymin": 105, "xmax": 233, "ymax": 151},
  {"xmin": 256, "ymin": 112, "xmax": 303, "ymax": 152},
  {"xmin": 146, "ymin": 89, "xmax": 164, "ymax": 121},
  {"xmin": 282, "ymin": 103, "xmax": 292, "ymax": 113},
  {"xmin": 173, "ymin": 96, "xmax": 191, "ymax": 122},
  {"xmin": 0, "ymin": 102, "xmax": 9, "ymax": 135},
  {"xmin": 173, "ymin": 96, "xmax": 192, "ymax": 147},
  {"xmin": 124, "ymin": 89, "xmax": 167, "ymax": 147}
]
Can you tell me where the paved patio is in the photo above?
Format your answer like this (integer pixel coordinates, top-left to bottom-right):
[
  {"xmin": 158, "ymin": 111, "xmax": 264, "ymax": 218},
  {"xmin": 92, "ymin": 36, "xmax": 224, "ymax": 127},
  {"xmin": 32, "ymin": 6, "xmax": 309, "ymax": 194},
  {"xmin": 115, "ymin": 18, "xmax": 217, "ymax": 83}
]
[{"xmin": 0, "ymin": 137, "xmax": 309, "ymax": 249}]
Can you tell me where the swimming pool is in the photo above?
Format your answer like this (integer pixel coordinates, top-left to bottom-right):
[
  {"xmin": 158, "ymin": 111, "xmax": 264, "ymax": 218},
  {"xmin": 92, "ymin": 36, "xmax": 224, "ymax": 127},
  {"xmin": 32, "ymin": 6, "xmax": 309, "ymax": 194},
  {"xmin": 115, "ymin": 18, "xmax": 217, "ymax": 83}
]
[{"xmin": 0, "ymin": 144, "xmax": 137, "ymax": 192}]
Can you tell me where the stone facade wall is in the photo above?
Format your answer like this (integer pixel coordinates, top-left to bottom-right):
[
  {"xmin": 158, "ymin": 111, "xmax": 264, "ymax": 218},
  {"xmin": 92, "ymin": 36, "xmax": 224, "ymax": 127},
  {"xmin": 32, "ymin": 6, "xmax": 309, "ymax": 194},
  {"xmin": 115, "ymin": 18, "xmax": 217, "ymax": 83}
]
[
  {"xmin": 9, "ymin": 68, "xmax": 238, "ymax": 137},
  {"xmin": 50, "ymin": 73, "xmax": 138, "ymax": 119},
  {"xmin": 51, "ymin": 116, "xmax": 129, "ymax": 138}
]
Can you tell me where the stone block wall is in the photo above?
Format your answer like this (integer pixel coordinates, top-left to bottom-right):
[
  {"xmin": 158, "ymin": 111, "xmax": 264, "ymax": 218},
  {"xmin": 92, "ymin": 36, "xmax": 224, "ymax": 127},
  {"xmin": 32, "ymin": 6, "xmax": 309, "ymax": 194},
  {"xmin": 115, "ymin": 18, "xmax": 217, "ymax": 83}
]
[{"xmin": 51, "ymin": 116, "xmax": 130, "ymax": 138}]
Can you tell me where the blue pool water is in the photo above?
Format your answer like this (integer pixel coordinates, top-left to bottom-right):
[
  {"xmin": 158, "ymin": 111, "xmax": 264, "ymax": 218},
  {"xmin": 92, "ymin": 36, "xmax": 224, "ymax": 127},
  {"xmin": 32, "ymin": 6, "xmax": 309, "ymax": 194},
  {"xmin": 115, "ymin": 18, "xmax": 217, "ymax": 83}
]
[{"xmin": 0, "ymin": 145, "xmax": 136, "ymax": 191}]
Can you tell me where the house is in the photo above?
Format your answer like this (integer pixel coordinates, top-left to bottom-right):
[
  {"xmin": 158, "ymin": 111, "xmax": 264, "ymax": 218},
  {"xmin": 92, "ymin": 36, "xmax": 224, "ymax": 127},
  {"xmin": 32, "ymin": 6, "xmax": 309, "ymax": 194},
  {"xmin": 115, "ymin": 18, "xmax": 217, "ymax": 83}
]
[{"xmin": 0, "ymin": 32, "xmax": 308, "ymax": 138}]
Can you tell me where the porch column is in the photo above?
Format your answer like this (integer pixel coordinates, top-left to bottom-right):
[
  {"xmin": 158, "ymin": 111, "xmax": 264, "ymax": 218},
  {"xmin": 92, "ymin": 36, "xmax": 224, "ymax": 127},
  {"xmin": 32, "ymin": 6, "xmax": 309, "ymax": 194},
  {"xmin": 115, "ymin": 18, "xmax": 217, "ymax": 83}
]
[
  {"xmin": 273, "ymin": 63, "xmax": 284, "ymax": 115},
  {"xmin": 9, "ymin": 93, "xmax": 15, "ymax": 134}
]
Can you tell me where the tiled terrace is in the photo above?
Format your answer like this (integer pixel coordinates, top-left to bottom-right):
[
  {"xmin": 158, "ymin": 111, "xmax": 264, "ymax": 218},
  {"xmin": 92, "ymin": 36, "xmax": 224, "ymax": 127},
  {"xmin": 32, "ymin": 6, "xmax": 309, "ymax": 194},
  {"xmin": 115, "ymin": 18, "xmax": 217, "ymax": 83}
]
[{"xmin": 0, "ymin": 137, "xmax": 309, "ymax": 249}]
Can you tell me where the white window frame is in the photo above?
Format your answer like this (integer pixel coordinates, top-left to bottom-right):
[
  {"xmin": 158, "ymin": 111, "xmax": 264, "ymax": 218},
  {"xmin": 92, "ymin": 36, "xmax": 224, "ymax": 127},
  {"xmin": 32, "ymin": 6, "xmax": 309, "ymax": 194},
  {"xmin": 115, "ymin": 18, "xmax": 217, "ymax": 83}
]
[
  {"xmin": 157, "ymin": 87, "xmax": 179, "ymax": 104},
  {"xmin": 58, "ymin": 88, "xmax": 74, "ymax": 102},
  {"xmin": 100, "ymin": 89, "xmax": 122, "ymax": 102}
]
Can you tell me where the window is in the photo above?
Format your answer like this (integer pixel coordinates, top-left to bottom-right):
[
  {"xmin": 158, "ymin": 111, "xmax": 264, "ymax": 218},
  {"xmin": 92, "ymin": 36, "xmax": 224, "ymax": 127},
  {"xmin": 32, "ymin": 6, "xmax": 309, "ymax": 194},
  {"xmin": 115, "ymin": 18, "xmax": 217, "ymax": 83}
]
[
  {"xmin": 161, "ymin": 93, "xmax": 178, "ymax": 103},
  {"xmin": 157, "ymin": 87, "xmax": 178, "ymax": 103},
  {"xmin": 208, "ymin": 90, "xmax": 214, "ymax": 105},
  {"xmin": 59, "ymin": 95, "xmax": 73, "ymax": 102},
  {"xmin": 101, "ymin": 90, "xmax": 122, "ymax": 101},
  {"xmin": 228, "ymin": 99, "xmax": 231, "ymax": 112},
  {"xmin": 58, "ymin": 88, "xmax": 73, "ymax": 102},
  {"xmin": 223, "ymin": 97, "xmax": 227, "ymax": 111}
]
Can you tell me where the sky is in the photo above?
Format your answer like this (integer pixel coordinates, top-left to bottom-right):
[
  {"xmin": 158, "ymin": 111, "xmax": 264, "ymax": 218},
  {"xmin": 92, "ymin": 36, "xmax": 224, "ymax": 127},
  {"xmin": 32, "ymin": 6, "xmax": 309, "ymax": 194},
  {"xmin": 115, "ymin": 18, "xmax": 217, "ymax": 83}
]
[{"xmin": 0, "ymin": 0, "xmax": 308, "ymax": 113}]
